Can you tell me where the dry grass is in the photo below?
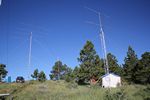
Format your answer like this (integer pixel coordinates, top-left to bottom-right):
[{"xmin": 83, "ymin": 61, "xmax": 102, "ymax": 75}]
[{"xmin": 0, "ymin": 81, "xmax": 149, "ymax": 100}]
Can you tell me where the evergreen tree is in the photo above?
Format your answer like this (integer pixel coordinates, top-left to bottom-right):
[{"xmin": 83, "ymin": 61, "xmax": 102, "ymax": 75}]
[
  {"xmin": 49, "ymin": 74, "xmax": 55, "ymax": 80},
  {"xmin": 50, "ymin": 60, "xmax": 69, "ymax": 80},
  {"xmin": 77, "ymin": 41, "xmax": 104, "ymax": 84},
  {"xmin": 123, "ymin": 46, "xmax": 138, "ymax": 83},
  {"xmin": 38, "ymin": 71, "xmax": 46, "ymax": 82},
  {"xmin": 64, "ymin": 67, "xmax": 74, "ymax": 82},
  {"xmin": 107, "ymin": 53, "xmax": 122, "ymax": 76},
  {"xmin": 31, "ymin": 69, "xmax": 39, "ymax": 80},
  {"xmin": 0, "ymin": 64, "xmax": 8, "ymax": 82},
  {"xmin": 50, "ymin": 60, "xmax": 63, "ymax": 80},
  {"xmin": 135, "ymin": 52, "xmax": 150, "ymax": 84},
  {"xmin": 141, "ymin": 52, "xmax": 150, "ymax": 84},
  {"xmin": 60, "ymin": 64, "xmax": 69, "ymax": 80},
  {"xmin": 73, "ymin": 66, "xmax": 79, "ymax": 78}
]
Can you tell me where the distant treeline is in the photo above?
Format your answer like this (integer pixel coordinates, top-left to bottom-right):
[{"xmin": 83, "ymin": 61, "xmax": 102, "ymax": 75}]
[{"xmin": 1, "ymin": 40, "xmax": 150, "ymax": 84}]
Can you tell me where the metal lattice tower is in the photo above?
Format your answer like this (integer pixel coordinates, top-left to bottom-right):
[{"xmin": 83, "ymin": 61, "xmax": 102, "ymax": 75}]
[
  {"xmin": 98, "ymin": 13, "xmax": 109, "ymax": 74},
  {"xmin": 85, "ymin": 7, "xmax": 109, "ymax": 74}
]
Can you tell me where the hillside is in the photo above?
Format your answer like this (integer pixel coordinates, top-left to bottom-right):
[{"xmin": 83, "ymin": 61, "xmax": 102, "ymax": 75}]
[{"xmin": 0, "ymin": 80, "xmax": 150, "ymax": 100}]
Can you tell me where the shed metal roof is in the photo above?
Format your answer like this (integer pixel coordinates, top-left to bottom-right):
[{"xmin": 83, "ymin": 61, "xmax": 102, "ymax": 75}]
[{"xmin": 101, "ymin": 73, "xmax": 120, "ymax": 78}]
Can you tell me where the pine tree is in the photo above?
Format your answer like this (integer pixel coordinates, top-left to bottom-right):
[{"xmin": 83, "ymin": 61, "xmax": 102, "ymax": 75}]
[
  {"xmin": 141, "ymin": 52, "xmax": 150, "ymax": 84},
  {"xmin": 107, "ymin": 53, "xmax": 122, "ymax": 76},
  {"xmin": 38, "ymin": 71, "xmax": 46, "ymax": 82},
  {"xmin": 31, "ymin": 69, "xmax": 39, "ymax": 80},
  {"xmin": 50, "ymin": 60, "xmax": 63, "ymax": 80},
  {"xmin": 0, "ymin": 64, "xmax": 8, "ymax": 82},
  {"xmin": 73, "ymin": 66, "xmax": 79, "ymax": 77},
  {"xmin": 50, "ymin": 60, "xmax": 69, "ymax": 80},
  {"xmin": 64, "ymin": 67, "xmax": 73, "ymax": 82},
  {"xmin": 77, "ymin": 41, "xmax": 104, "ymax": 84},
  {"xmin": 123, "ymin": 46, "xmax": 138, "ymax": 83},
  {"xmin": 135, "ymin": 52, "xmax": 150, "ymax": 84}
]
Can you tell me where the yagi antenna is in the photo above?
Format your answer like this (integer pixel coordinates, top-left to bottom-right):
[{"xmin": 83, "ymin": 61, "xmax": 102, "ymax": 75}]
[
  {"xmin": 84, "ymin": 6, "xmax": 99, "ymax": 14},
  {"xmin": 85, "ymin": 21, "xmax": 99, "ymax": 26},
  {"xmin": 85, "ymin": 7, "xmax": 109, "ymax": 74}
]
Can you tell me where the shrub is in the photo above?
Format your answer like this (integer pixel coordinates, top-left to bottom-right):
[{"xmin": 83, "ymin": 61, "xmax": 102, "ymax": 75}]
[
  {"xmin": 134, "ymin": 85, "xmax": 150, "ymax": 100},
  {"xmin": 66, "ymin": 81, "xmax": 78, "ymax": 89},
  {"xmin": 104, "ymin": 87, "xmax": 128, "ymax": 100}
]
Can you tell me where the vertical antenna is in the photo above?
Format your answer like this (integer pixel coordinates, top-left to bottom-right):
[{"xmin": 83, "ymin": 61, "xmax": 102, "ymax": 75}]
[
  {"xmin": 27, "ymin": 32, "xmax": 32, "ymax": 80},
  {"xmin": 98, "ymin": 13, "xmax": 109, "ymax": 74},
  {"xmin": 85, "ymin": 7, "xmax": 109, "ymax": 74},
  {"xmin": 57, "ymin": 57, "xmax": 60, "ymax": 80},
  {"xmin": 28, "ymin": 32, "xmax": 32, "ymax": 67}
]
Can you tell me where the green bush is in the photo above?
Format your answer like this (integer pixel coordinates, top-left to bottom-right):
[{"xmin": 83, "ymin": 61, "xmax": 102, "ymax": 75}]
[
  {"xmin": 104, "ymin": 87, "xmax": 128, "ymax": 100},
  {"xmin": 66, "ymin": 81, "xmax": 78, "ymax": 89},
  {"xmin": 134, "ymin": 85, "xmax": 150, "ymax": 100}
]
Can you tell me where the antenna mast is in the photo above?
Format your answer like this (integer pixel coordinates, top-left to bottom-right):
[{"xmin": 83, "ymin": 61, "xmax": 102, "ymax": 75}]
[
  {"xmin": 98, "ymin": 13, "xmax": 109, "ymax": 74},
  {"xmin": 28, "ymin": 32, "xmax": 32, "ymax": 67},
  {"xmin": 85, "ymin": 7, "xmax": 109, "ymax": 74}
]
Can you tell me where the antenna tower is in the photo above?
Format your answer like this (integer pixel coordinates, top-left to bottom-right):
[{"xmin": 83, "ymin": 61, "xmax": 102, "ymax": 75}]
[
  {"xmin": 28, "ymin": 32, "xmax": 32, "ymax": 67},
  {"xmin": 85, "ymin": 7, "xmax": 109, "ymax": 74}
]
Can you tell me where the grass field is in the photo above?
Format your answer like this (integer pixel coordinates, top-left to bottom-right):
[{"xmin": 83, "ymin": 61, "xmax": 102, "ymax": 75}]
[{"xmin": 0, "ymin": 80, "xmax": 150, "ymax": 100}]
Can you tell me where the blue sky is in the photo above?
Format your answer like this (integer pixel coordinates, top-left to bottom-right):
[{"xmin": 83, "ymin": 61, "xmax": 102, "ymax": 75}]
[{"xmin": 0, "ymin": 0, "xmax": 150, "ymax": 81}]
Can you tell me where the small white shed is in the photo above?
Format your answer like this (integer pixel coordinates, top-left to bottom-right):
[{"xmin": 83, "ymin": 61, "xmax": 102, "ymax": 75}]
[{"xmin": 101, "ymin": 73, "xmax": 121, "ymax": 88}]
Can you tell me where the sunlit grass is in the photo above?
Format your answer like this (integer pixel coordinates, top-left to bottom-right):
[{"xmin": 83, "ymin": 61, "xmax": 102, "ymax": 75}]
[{"xmin": 0, "ymin": 81, "xmax": 149, "ymax": 100}]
